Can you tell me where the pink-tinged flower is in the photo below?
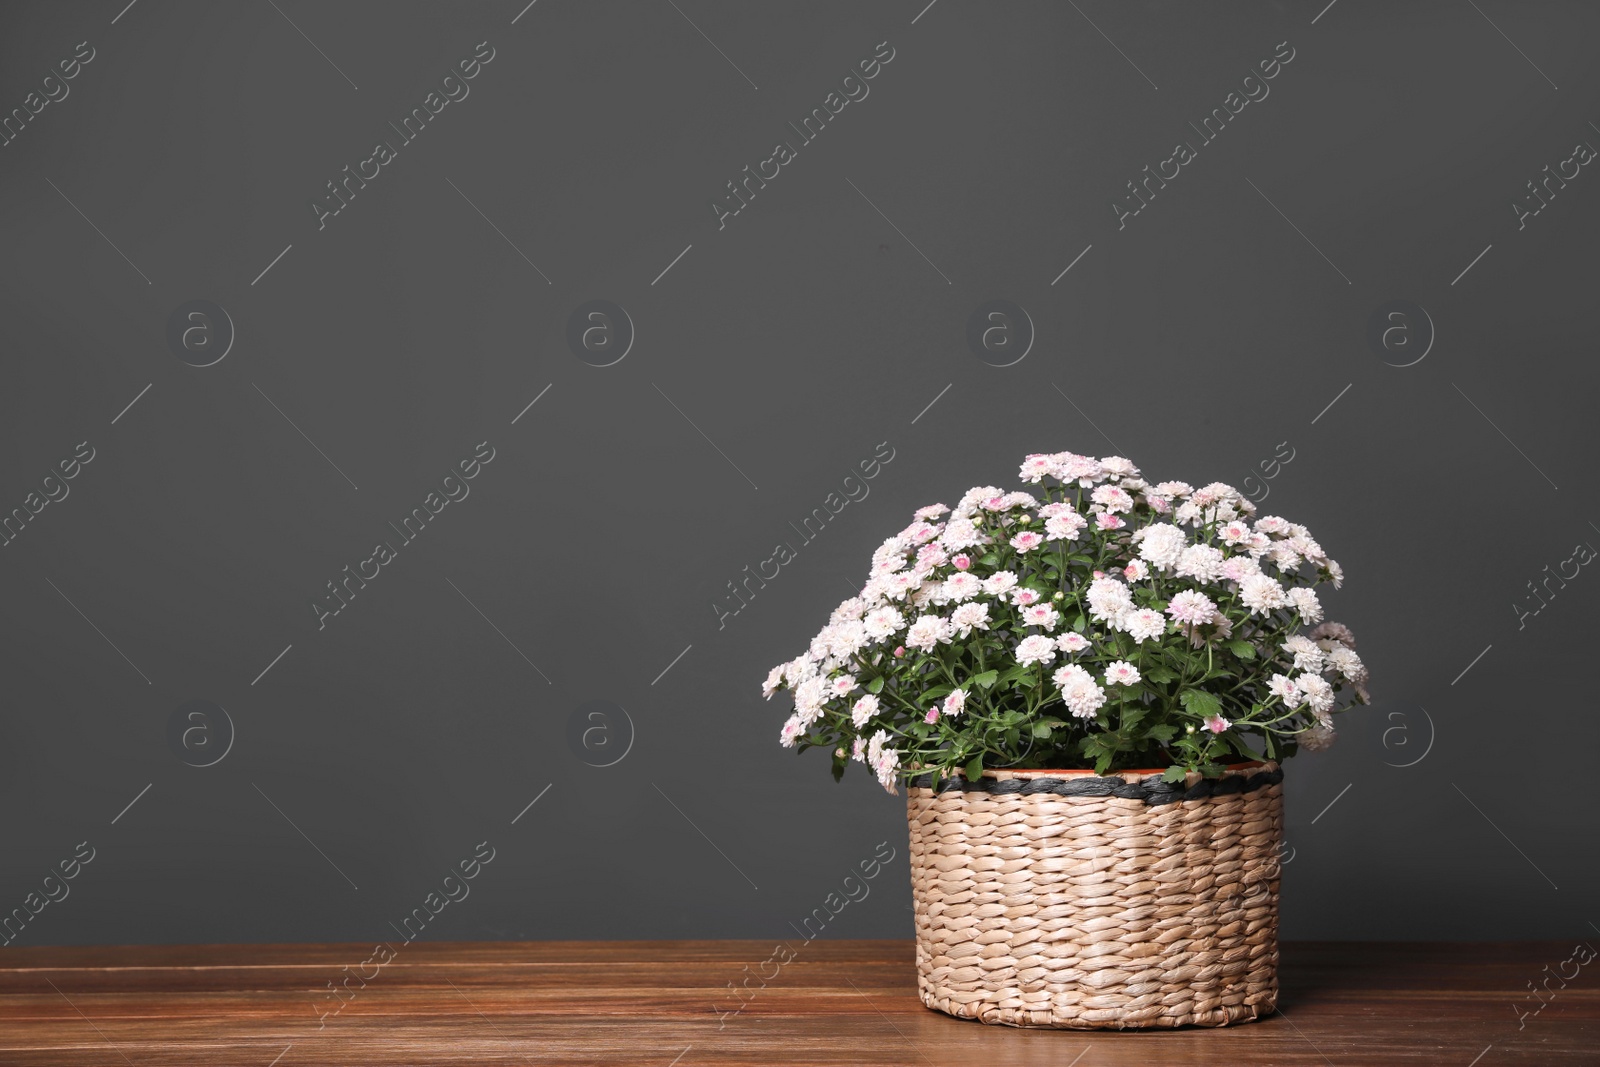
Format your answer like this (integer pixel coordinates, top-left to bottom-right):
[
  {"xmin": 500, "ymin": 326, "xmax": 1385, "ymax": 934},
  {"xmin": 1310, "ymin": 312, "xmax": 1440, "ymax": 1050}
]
[
  {"xmin": 1121, "ymin": 608, "xmax": 1166, "ymax": 642},
  {"xmin": 1255, "ymin": 515, "xmax": 1289, "ymax": 535},
  {"xmin": 905, "ymin": 614, "xmax": 952, "ymax": 653},
  {"xmin": 779, "ymin": 714, "xmax": 804, "ymax": 748},
  {"xmin": 1015, "ymin": 634, "xmax": 1057, "ymax": 666},
  {"xmin": 851, "ymin": 694, "xmax": 880, "ymax": 727},
  {"xmin": 1219, "ymin": 521, "xmax": 1251, "ymax": 546},
  {"xmin": 1166, "ymin": 590, "xmax": 1218, "ymax": 626},
  {"xmin": 1010, "ymin": 530, "xmax": 1045, "ymax": 552},
  {"xmin": 916, "ymin": 543, "xmax": 948, "ymax": 569},
  {"xmin": 762, "ymin": 664, "xmax": 785, "ymax": 698},
  {"xmin": 1205, "ymin": 715, "xmax": 1229, "ymax": 734},
  {"xmin": 924, "ymin": 707, "xmax": 939, "ymax": 724},
  {"xmin": 913, "ymin": 503, "xmax": 950, "ymax": 520},
  {"xmin": 1021, "ymin": 604, "xmax": 1061, "ymax": 630},
  {"xmin": 1012, "ymin": 587, "xmax": 1042, "ymax": 607},
  {"xmin": 1146, "ymin": 494, "xmax": 1173, "ymax": 514},
  {"xmin": 852, "ymin": 737, "xmax": 867, "ymax": 762},
  {"xmin": 863, "ymin": 606, "xmax": 906, "ymax": 639},
  {"xmin": 905, "ymin": 522, "xmax": 942, "ymax": 544},
  {"xmin": 1056, "ymin": 632, "xmax": 1090, "ymax": 653},
  {"xmin": 943, "ymin": 689, "xmax": 967, "ymax": 718},
  {"xmin": 983, "ymin": 494, "xmax": 1008, "ymax": 511},
  {"xmin": 1104, "ymin": 661, "xmax": 1141, "ymax": 686},
  {"xmin": 1045, "ymin": 513, "xmax": 1087, "ymax": 541},
  {"xmin": 941, "ymin": 572, "xmax": 982, "ymax": 603},
  {"xmin": 1019, "ymin": 455, "xmax": 1055, "ymax": 482},
  {"xmin": 1091, "ymin": 485, "xmax": 1134, "ymax": 514},
  {"xmin": 1052, "ymin": 663, "xmax": 1092, "ymax": 690},
  {"xmin": 952, "ymin": 554, "xmax": 972, "ymax": 570},
  {"xmin": 1123, "ymin": 560, "xmax": 1149, "ymax": 582},
  {"xmin": 1095, "ymin": 513, "xmax": 1126, "ymax": 530},
  {"xmin": 880, "ymin": 572, "xmax": 918, "ymax": 600},
  {"xmin": 949, "ymin": 602, "xmax": 992, "ymax": 637},
  {"xmin": 830, "ymin": 674, "xmax": 858, "ymax": 697},
  {"xmin": 981, "ymin": 571, "xmax": 1019, "ymax": 595}
]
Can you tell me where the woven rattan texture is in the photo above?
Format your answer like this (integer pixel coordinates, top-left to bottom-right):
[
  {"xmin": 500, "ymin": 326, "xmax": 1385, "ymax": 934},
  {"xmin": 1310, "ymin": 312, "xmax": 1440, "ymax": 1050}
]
[{"xmin": 906, "ymin": 762, "xmax": 1283, "ymax": 1029}]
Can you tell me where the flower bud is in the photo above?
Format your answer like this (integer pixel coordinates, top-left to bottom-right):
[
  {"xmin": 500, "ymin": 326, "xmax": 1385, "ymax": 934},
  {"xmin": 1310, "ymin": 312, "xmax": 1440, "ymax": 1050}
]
[
  {"xmin": 1052, "ymin": 590, "xmax": 1065, "ymax": 601},
  {"xmin": 893, "ymin": 646, "xmax": 905, "ymax": 658}
]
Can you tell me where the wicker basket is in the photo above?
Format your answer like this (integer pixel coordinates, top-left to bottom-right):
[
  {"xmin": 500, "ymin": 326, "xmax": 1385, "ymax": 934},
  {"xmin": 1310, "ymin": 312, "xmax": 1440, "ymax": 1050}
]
[{"xmin": 905, "ymin": 760, "xmax": 1283, "ymax": 1029}]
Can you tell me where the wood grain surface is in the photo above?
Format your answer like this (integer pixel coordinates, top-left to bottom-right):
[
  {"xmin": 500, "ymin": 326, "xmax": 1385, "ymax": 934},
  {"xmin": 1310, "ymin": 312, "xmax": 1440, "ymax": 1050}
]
[{"xmin": 0, "ymin": 940, "xmax": 1592, "ymax": 1065}]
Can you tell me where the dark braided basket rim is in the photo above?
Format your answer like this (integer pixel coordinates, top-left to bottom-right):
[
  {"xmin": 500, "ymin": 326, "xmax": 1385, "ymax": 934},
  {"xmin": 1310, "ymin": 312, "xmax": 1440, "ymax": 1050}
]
[{"xmin": 905, "ymin": 765, "xmax": 1283, "ymax": 806}]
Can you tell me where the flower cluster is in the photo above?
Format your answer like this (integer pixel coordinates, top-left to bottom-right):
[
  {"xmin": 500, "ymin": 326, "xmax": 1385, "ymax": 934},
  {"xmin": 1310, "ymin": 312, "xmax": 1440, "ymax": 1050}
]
[{"xmin": 763, "ymin": 451, "xmax": 1368, "ymax": 793}]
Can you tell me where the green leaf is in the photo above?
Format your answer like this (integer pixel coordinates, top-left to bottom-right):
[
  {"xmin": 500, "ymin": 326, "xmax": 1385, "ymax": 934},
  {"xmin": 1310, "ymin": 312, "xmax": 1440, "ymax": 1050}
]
[
  {"xmin": 1180, "ymin": 690, "xmax": 1223, "ymax": 719},
  {"xmin": 1093, "ymin": 751, "xmax": 1113, "ymax": 775},
  {"xmin": 964, "ymin": 754, "xmax": 984, "ymax": 782},
  {"xmin": 1072, "ymin": 613, "xmax": 1087, "ymax": 634},
  {"xmin": 971, "ymin": 669, "xmax": 999, "ymax": 689},
  {"xmin": 866, "ymin": 676, "xmax": 884, "ymax": 694},
  {"xmin": 1144, "ymin": 666, "xmax": 1178, "ymax": 685},
  {"xmin": 1147, "ymin": 724, "xmax": 1178, "ymax": 743},
  {"xmin": 980, "ymin": 553, "xmax": 1000, "ymax": 568},
  {"xmin": 1226, "ymin": 640, "xmax": 1257, "ymax": 660},
  {"xmin": 1031, "ymin": 721, "xmax": 1056, "ymax": 739},
  {"xmin": 1162, "ymin": 765, "xmax": 1188, "ymax": 784}
]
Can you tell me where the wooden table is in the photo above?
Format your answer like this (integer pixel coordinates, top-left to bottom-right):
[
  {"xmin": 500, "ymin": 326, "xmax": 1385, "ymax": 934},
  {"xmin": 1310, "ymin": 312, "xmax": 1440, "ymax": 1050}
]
[{"xmin": 0, "ymin": 940, "xmax": 1592, "ymax": 1064}]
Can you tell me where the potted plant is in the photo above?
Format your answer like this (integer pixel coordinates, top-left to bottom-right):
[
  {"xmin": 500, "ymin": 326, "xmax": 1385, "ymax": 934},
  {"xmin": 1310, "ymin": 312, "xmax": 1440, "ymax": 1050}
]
[{"xmin": 763, "ymin": 450, "xmax": 1368, "ymax": 1029}]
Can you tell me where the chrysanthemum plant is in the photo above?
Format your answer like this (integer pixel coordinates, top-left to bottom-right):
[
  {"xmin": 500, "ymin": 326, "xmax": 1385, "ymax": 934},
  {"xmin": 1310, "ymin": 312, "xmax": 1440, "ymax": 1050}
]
[{"xmin": 764, "ymin": 451, "xmax": 1369, "ymax": 792}]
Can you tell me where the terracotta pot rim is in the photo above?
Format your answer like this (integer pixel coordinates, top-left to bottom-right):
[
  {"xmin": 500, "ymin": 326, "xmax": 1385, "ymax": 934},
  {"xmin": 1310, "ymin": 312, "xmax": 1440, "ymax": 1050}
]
[{"xmin": 982, "ymin": 759, "xmax": 1271, "ymax": 778}]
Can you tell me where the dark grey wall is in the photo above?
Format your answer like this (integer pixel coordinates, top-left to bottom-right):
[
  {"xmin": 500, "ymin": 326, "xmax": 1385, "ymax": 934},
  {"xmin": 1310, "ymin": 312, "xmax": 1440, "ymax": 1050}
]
[{"xmin": 0, "ymin": 0, "xmax": 1595, "ymax": 949}]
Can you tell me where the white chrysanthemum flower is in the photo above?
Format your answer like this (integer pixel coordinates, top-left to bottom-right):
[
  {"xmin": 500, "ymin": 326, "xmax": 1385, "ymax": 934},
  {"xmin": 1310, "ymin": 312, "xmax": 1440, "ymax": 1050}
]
[
  {"xmin": 1166, "ymin": 590, "xmax": 1218, "ymax": 626},
  {"xmin": 1219, "ymin": 521, "xmax": 1252, "ymax": 546},
  {"xmin": 1104, "ymin": 661, "xmax": 1141, "ymax": 686},
  {"xmin": 1100, "ymin": 456, "xmax": 1139, "ymax": 478},
  {"xmin": 943, "ymin": 689, "xmax": 967, "ymax": 718},
  {"xmin": 1091, "ymin": 485, "xmax": 1134, "ymax": 514},
  {"xmin": 949, "ymin": 601, "xmax": 992, "ymax": 638},
  {"xmin": 982, "ymin": 571, "xmax": 1019, "ymax": 595},
  {"xmin": 1019, "ymin": 454, "xmax": 1055, "ymax": 482},
  {"xmin": 1287, "ymin": 587, "xmax": 1323, "ymax": 623},
  {"xmin": 851, "ymin": 693, "xmax": 879, "ymax": 728},
  {"xmin": 879, "ymin": 572, "xmax": 918, "ymax": 600},
  {"xmin": 1015, "ymin": 634, "xmax": 1057, "ymax": 666},
  {"xmin": 1056, "ymin": 454, "xmax": 1106, "ymax": 485},
  {"xmin": 1239, "ymin": 574, "xmax": 1288, "ymax": 615},
  {"xmin": 851, "ymin": 737, "xmax": 867, "ymax": 762},
  {"xmin": 830, "ymin": 674, "xmax": 858, "ymax": 698},
  {"xmin": 862, "ymin": 606, "xmax": 906, "ymax": 640},
  {"xmin": 1220, "ymin": 555, "xmax": 1262, "ymax": 583},
  {"xmin": 1267, "ymin": 673, "xmax": 1301, "ymax": 705},
  {"xmin": 779, "ymin": 714, "xmax": 804, "ymax": 748},
  {"xmin": 830, "ymin": 598, "xmax": 867, "ymax": 624},
  {"xmin": 794, "ymin": 677, "xmax": 828, "ymax": 725},
  {"xmin": 913, "ymin": 503, "xmax": 950, "ymax": 520},
  {"xmin": 1021, "ymin": 604, "xmax": 1061, "ymax": 630},
  {"xmin": 1123, "ymin": 559, "xmax": 1149, "ymax": 582},
  {"xmin": 1154, "ymin": 480, "xmax": 1193, "ymax": 498},
  {"xmin": 938, "ymin": 517, "xmax": 984, "ymax": 551},
  {"xmin": 1324, "ymin": 559, "xmax": 1345, "ymax": 588},
  {"xmin": 1085, "ymin": 576, "xmax": 1134, "ymax": 623},
  {"xmin": 1254, "ymin": 515, "xmax": 1290, "ymax": 535},
  {"xmin": 905, "ymin": 614, "xmax": 951, "ymax": 653},
  {"xmin": 1269, "ymin": 542, "xmax": 1303, "ymax": 572},
  {"xmin": 762, "ymin": 664, "xmax": 785, "ymax": 698},
  {"xmin": 1052, "ymin": 663, "xmax": 1091, "ymax": 689},
  {"xmin": 1122, "ymin": 608, "xmax": 1167, "ymax": 642},
  {"xmin": 1326, "ymin": 646, "xmax": 1367, "ymax": 684},
  {"xmin": 1297, "ymin": 674, "xmax": 1335, "ymax": 717},
  {"xmin": 1283, "ymin": 635, "xmax": 1325, "ymax": 673},
  {"xmin": 1138, "ymin": 523, "xmax": 1188, "ymax": 570},
  {"xmin": 1176, "ymin": 544, "xmax": 1225, "ymax": 583},
  {"xmin": 942, "ymin": 572, "xmax": 982, "ymax": 603},
  {"xmin": 1062, "ymin": 677, "xmax": 1107, "ymax": 719},
  {"xmin": 1056, "ymin": 631, "xmax": 1090, "ymax": 652},
  {"xmin": 1045, "ymin": 513, "xmax": 1087, "ymax": 541},
  {"xmin": 999, "ymin": 491, "xmax": 1039, "ymax": 510}
]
